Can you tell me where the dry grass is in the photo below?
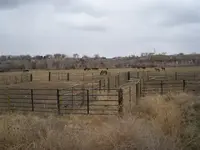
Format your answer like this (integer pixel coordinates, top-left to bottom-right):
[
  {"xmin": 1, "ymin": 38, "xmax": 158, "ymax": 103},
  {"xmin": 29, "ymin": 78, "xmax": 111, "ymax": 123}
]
[{"xmin": 0, "ymin": 92, "xmax": 199, "ymax": 150}]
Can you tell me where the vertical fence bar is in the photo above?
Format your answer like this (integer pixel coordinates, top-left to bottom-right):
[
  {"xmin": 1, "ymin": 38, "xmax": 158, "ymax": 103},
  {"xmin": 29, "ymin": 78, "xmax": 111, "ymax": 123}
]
[
  {"xmin": 71, "ymin": 87, "xmax": 74, "ymax": 109},
  {"xmin": 160, "ymin": 81, "xmax": 163, "ymax": 95},
  {"xmin": 175, "ymin": 72, "xmax": 177, "ymax": 80},
  {"xmin": 118, "ymin": 74, "xmax": 120, "ymax": 87},
  {"xmin": 107, "ymin": 77, "xmax": 110, "ymax": 92},
  {"xmin": 31, "ymin": 89, "xmax": 34, "ymax": 111},
  {"xmin": 87, "ymin": 90, "xmax": 90, "ymax": 114},
  {"xmin": 118, "ymin": 88, "xmax": 123, "ymax": 116},
  {"xmin": 127, "ymin": 71, "xmax": 130, "ymax": 80},
  {"xmin": 57, "ymin": 89, "xmax": 60, "ymax": 115},
  {"xmin": 140, "ymin": 79, "xmax": 142, "ymax": 97},
  {"xmin": 129, "ymin": 86, "xmax": 131, "ymax": 107},
  {"xmin": 137, "ymin": 71, "xmax": 139, "ymax": 78},
  {"xmin": 99, "ymin": 80, "xmax": 102, "ymax": 90},
  {"xmin": 194, "ymin": 72, "xmax": 196, "ymax": 80},
  {"xmin": 146, "ymin": 71, "xmax": 149, "ymax": 81},
  {"xmin": 67, "ymin": 73, "xmax": 70, "ymax": 81},
  {"xmin": 183, "ymin": 80, "xmax": 186, "ymax": 92},
  {"xmin": 83, "ymin": 72, "xmax": 85, "ymax": 81},
  {"xmin": 136, "ymin": 83, "xmax": 139, "ymax": 105},
  {"xmin": 81, "ymin": 85, "xmax": 85, "ymax": 106},
  {"xmin": 48, "ymin": 72, "xmax": 51, "ymax": 81},
  {"xmin": 30, "ymin": 74, "xmax": 33, "ymax": 82}
]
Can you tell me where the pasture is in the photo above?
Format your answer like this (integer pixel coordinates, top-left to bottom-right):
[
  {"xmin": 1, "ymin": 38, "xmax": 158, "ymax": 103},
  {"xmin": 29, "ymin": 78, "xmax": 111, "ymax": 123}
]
[
  {"xmin": 0, "ymin": 66, "xmax": 200, "ymax": 115},
  {"xmin": 0, "ymin": 66, "xmax": 200, "ymax": 149}
]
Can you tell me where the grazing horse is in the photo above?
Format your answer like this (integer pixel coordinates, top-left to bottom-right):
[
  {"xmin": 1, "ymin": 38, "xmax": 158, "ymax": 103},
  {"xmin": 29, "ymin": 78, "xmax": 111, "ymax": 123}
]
[
  {"xmin": 106, "ymin": 68, "xmax": 108, "ymax": 70},
  {"xmin": 141, "ymin": 66, "xmax": 146, "ymax": 70},
  {"xmin": 137, "ymin": 66, "xmax": 141, "ymax": 69},
  {"xmin": 161, "ymin": 67, "xmax": 165, "ymax": 71},
  {"xmin": 154, "ymin": 67, "xmax": 160, "ymax": 72},
  {"xmin": 84, "ymin": 67, "xmax": 90, "ymax": 71},
  {"xmin": 100, "ymin": 70, "xmax": 108, "ymax": 75},
  {"xmin": 23, "ymin": 69, "xmax": 29, "ymax": 72},
  {"xmin": 92, "ymin": 67, "xmax": 99, "ymax": 70}
]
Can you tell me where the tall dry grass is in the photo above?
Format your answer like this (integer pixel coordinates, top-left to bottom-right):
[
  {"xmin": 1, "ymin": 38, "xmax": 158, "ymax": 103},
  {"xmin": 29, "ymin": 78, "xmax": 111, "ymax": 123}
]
[{"xmin": 0, "ymin": 93, "xmax": 199, "ymax": 150}]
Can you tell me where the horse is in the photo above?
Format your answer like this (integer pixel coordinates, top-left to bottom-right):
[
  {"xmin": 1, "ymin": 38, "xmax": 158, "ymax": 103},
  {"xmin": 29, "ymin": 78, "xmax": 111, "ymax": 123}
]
[{"xmin": 100, "ymin": 70, "xmax": 108, "ymax": 75}]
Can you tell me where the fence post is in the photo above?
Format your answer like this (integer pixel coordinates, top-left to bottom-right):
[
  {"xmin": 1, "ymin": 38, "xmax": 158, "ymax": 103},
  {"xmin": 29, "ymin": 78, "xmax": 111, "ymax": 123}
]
[
  {"xmin": 107, "ymin": 77, "xmax": 110, "ymax": 92},
  {"xmin": 83, "ymin": 73, "xmax": 85, "ymax": 81},
  {"xmin": 30, "ymin": 74, "xmax": 33, "ymax": 82},
  {"xmin": 160, "ymin": 81, "xmax": 163, "ymax": 95},
  {"xmin": 146, "ymin": 71, "xmax": 149, "ymax": 81},
  {"xmin": 87, "ymin": 90, "xmax": 90, "ymax": 114},
  {"xmin": 99, "ymin": 80, "xmax": 102, "ymax": 90},
  {"xmin": 72, "ymin": 87, "xmax": 74, "ymax": 109},
  {"xmin": 127, "ymin": 71, "xmax": 130, "ymax": 80},
  {"xmin": 137, "ymin": 71, "xmax": 139, "ymax": 78},
  {"xmin": 136, "ymin": 83, "xmax": 140, "ymax": 105},
  {"xmin": 118, "ymin": 88, "xmax": 123, "ymax": 116},
  {"xmin": 194, "ymin": 72, "xmax": 196, "ymax": 80},
  {"xmin": 183, "ymin": 80, "xmax": 186, "ymax": 92},
  {"xmin": 129, "ymin": 86, "xmax": 131, "ymax": 107},
  {"xmin": 140, "ymin": 79, "xmax": 142, "ymax": 97},
  {"xmin": 67, "ymin": 73, "xmax": 70, "ymax": 81},
  {"xmin": 31, "ymin": 89, "xmax": 34, "ymax": 111},
  {"xmin": 175, "ymin": 72, "xmax": 177, "ymax": 80},
  {"xmin": 48, "ymin": 72, "xmax": 51, "ymax": 81},
  {"xmin": 57, "ymin": 89, "xmax": 60, "ymax": 115},
  {"xmin": 118, "ymin": 74, "xmax": 120, "ymax": 86}
]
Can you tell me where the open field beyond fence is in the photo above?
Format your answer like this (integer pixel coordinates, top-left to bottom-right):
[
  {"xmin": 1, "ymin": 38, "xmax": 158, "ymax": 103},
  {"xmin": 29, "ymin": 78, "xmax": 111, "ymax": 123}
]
[{"xmin": 0, "ymin": 67, "xmax": 200, "ymax": 115}]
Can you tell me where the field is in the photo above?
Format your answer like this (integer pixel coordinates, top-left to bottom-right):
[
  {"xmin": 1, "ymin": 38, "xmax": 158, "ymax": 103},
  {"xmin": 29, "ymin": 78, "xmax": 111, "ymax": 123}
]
[{"xmin": 0, "ymin": 66, "xmax": 200, "ymax": 149}]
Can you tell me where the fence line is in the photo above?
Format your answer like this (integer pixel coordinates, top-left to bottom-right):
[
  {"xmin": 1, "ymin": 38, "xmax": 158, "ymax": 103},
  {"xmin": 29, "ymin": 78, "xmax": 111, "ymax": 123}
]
[{"xmin": 0, "ymin": 88, "xmax": 123, "ymax": 115}]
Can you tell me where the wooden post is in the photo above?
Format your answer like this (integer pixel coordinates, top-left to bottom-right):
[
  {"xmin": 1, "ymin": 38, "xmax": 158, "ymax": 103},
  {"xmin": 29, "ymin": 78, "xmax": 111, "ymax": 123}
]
[
  {"xmin": 146, "ymin": 71, "xmax": 149, "ymax": 81},
  {"xmin": 71, "ymin": 87, "xmax": 74, "ymax": 109},
  {"xmin": 87, "ymin": 90, "xmax": 90, "ymax": 114},
  {"xmin": 99, "ymin": 80, "xmax": 102, "ymax": 90},
  {"xmin": 127, "ymin": 71, "xmax": 130, "ymax": 81},
  {"xmin": 30, "ymin": 74, "xmax": 33, "ymax": 82},
  {"xmin": 83, "ymin": 72, "xmax": 85, "ymax": 81},
  {"xmin": 129, "ymin": 86, "xmax": 131, "ymax": 107},
  {"xmin": 31, "ymin": 89, "xmax": 34, "ymax": 111},
  {"xmin": 57, "ymin": 89, "xmax": 60, "ymax": 115},
  {"xmin": 183, "ymin": 80, "xmax": 186, "ymax": 92},
  {"xmin": 140, "ymin": 79, "xmax": 142, "ymax": 97},
  {"xmin": 136, "ymin": 83, "xmax": 139, "ymax": 105},
  {"xmin": 160, "ymin": 81, "xmax": 163, "ymax": 95},
  {"xmin": 48, "ymin": 72, "xmax": 51, "ymax": 81},
  {"xmin": 82, "ymin": 85, "xmax": 85, "ymax": 106},
  {"xmin": 175, "ymin": 72, "xmax": 177, "ymax": 80},
  {"xmin": 137, "ymin": 71, "xmax": 139, "ymax": 78},
  {"xmin": 107, "ymin": 77, "xmax": 110, "ymax": 92},
  {"xmin": 67, "ymin": 73, "xmax": 70, "ymax": 81},
  {"xmin": 118, "ymin": 74, "xmax": 120, "ymax": 86},
  {"xmin": 118, "ymin": 88, "xmax": 123, "ymax": 116}
]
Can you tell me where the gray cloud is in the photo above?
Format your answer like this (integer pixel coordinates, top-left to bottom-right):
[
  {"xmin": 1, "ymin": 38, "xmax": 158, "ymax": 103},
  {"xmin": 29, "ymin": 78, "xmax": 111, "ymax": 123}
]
[{"xmin": 0, "ymin": 0, "xmax": 200, "ymax": 57}]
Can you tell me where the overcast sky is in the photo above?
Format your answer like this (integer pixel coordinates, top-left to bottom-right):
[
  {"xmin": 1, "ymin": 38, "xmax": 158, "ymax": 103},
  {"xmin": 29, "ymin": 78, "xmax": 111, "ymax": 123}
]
[{"xmin": 0, "ymin": 0, "xmax": 200, "ymax": 57}]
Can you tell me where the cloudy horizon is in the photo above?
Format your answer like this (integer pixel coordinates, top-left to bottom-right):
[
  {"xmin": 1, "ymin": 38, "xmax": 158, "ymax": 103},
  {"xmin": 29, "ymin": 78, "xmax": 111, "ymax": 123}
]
[{"xmin": 0, "ymin": 0, "xmax": 200, "ymax": 58}]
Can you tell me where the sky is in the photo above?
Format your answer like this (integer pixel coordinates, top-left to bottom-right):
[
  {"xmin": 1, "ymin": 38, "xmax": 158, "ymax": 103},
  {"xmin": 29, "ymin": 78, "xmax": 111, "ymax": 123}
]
[{"xmin": 0, "ymin": 0, "xmax": 200, "ymax": 58}]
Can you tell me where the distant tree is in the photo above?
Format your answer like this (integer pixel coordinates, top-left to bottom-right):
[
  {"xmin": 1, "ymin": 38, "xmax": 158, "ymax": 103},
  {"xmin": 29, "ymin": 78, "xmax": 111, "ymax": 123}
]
[
  {"xmin": 54, "ymin": 53, "xmax": 62, "ymax": 59},
  {"xmin": 94, "ymin": 54, "xmax": 100, "ymax": 59},
  {"xmin": 73, "ymin": 53, "xmax": 79, "ymax": 59}
]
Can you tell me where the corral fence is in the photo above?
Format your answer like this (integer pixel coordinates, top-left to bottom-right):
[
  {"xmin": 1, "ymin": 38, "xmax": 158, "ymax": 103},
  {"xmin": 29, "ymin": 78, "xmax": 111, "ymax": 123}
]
[
  {"xmin": 0, "ymin": 73, "xmax": 32, "ymax": 85},
  {"xmin": 0, "ymin": 88, "xmax": 123, "ymax": 115},
  {"xmin": 48, "ymin": 72, "xmax": 111, "ymax": 82},
  {"xmin": 145, "ymin": 71, "xmax": 200, "ymax": 81},
  {"xmin": 135, "ymin": 79, "xmax": 200, "ymax": 97}
]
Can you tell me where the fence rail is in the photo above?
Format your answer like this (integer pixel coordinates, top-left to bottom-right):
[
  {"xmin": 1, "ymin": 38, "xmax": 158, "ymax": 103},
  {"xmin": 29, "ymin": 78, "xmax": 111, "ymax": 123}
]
[
  {"xmin": 139, "ymin": 80, "xmax": 200, "ymax": 96},
  {"xmin": 0, "ymin": 88, "xmax": 123, "ymax": 115}
]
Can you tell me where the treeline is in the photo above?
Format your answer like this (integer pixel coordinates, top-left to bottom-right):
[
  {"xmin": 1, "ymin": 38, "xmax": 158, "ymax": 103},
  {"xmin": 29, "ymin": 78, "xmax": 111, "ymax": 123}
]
[{"xmin": 0, "ymin": 53, "xmax": 200, "ymax": 71}]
